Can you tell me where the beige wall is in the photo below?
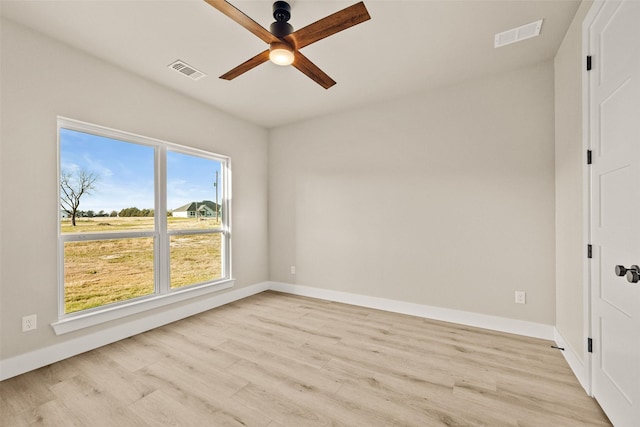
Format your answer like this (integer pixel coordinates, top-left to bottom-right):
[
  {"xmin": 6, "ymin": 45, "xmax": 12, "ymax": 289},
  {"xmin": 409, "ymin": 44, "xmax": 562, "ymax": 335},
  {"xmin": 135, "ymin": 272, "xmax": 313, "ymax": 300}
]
[
  {"xmin": 0, "ymin": 19, "xmax": 269, "ymax": 359},
  {"xmin": 554, "ymin": 0, "xmax": 593, "ymax": 363},
  {"xmin": 269, "ymin": 61, "xmax": 556, "ymax": 325}
]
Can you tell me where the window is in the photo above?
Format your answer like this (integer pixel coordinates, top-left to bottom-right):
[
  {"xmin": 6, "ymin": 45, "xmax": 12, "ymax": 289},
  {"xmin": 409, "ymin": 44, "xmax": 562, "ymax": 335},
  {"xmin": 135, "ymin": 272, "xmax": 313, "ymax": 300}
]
[
  {"xmin": 166, "ymin": 150, "xmax": 225, "ymax": 289},
  {"xmin": 58, "ymin": 117, "xmax": 231, "ymax": 325}
]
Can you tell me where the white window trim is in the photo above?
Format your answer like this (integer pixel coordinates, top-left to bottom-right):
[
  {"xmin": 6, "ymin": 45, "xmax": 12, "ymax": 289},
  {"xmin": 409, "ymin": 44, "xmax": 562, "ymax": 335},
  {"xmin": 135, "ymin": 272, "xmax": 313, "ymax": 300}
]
[
  {"xmin": 51, "ymin": 279, "xmax": 234, "ymax": 335},
  {"xmin": 56, "ymin": 117, "xmax": 232, "ymax": 334}
]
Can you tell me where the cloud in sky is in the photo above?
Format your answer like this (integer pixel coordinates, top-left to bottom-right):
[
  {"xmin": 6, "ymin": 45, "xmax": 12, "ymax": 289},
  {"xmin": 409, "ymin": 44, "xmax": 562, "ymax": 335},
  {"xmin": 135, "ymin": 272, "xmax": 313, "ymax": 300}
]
[{"xmin": 60, "ymin": 128, "xmax": 222, "ymax": 213}]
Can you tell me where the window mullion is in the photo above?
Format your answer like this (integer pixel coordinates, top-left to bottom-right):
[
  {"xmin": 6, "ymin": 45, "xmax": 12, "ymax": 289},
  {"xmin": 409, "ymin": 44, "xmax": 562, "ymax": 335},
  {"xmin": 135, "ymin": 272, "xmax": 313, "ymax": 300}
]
[
  {"xmin": 157, "ymin": 145, "xmax": 169, "ymax": 294},
  {"xmin": 223, "ymin": 159, "xmax": 231, "ymax": 279}
]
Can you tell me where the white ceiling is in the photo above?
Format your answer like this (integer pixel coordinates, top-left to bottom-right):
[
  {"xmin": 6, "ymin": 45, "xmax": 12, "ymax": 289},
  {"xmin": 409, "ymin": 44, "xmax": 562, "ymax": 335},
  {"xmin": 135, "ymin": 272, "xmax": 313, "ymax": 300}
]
[{"xmin": 1, "ymin": 0, "xmax": 580, "ymax": 128}]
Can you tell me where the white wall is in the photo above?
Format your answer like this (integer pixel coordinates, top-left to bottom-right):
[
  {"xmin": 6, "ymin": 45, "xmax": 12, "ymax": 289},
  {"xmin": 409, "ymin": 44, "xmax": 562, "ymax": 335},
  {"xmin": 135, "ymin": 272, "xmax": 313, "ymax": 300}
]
[
  {"xmin": 0, "ymin": 19, "xmax": 268, "ymax": 361},
  {"xmin": 554, "ymin": 0, "xmax": 593, "ymax": 372},
  {"xmin": 269, "ymin": 61, "xmax": 556, "ymax": 325}
]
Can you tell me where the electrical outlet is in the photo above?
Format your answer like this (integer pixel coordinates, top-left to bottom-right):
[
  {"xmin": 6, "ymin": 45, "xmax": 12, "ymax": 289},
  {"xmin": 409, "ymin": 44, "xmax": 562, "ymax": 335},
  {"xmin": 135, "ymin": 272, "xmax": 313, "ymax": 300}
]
[
  {"xmin": 290, "ymin": 265, "xmax": 296, "ymax": 275},
  {"xmin": 22, "ymin": 314, "xmax": 37, "ymax": 332},
  {"xmin": 515, "ymin": 291, "xmax": 526, "ymax": 304}
]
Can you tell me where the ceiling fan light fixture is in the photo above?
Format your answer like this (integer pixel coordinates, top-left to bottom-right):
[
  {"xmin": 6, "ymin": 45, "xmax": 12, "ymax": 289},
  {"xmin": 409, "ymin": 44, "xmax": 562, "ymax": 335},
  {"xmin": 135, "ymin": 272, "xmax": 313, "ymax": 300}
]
[{"xmin": 269, "ymin": 42, "xmax": 294, "ymax": 66}]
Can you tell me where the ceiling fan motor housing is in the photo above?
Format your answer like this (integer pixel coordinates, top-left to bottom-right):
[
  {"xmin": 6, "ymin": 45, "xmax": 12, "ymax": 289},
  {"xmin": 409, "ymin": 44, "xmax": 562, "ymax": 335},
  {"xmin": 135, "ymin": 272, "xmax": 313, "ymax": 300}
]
[{"xmin": 270, "ymin": 1, "xmax": 293, "ymax": 37}]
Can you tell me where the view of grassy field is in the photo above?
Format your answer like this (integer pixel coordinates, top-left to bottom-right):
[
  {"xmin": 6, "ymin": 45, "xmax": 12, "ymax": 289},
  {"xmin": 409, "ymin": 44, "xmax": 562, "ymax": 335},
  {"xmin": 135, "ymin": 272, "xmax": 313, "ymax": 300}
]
[
  {"xmin": 61, "ymin": 216, "xmax": 221, "ymax": 233},
  {"xmin": 62, "ymin": 217, "xmax": 222, "ymax": 313}
]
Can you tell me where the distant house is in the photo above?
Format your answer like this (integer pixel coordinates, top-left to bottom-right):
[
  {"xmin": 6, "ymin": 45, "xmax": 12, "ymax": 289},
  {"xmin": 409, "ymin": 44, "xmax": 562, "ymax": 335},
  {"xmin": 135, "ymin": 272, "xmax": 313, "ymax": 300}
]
[
  {"xmin": 61, "ymin": 210, "xmax": 70, "ymax": 219},
  {"xmin": 172, "ymin": 200, "xmax": 219, "ymax": 218}
]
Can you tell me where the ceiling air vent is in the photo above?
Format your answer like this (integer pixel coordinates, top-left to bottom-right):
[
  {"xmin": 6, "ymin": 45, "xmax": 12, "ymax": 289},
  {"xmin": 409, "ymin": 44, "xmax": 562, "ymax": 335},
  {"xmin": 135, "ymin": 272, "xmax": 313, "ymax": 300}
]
[
  {"xmin": 168, "ymin": 60, "xmax": 206, "ymax": 80},
  {"xmin": 494, "ymin": 19, "xmax": 543, "ymax": 48}
]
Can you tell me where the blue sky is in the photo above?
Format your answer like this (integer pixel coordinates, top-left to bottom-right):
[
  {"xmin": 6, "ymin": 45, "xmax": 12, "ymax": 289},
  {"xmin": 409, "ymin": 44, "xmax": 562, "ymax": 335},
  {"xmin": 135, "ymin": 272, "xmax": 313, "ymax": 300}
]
[{"xmin": 60, "ymin": 128, "xmax": 222, "ymax": 213}]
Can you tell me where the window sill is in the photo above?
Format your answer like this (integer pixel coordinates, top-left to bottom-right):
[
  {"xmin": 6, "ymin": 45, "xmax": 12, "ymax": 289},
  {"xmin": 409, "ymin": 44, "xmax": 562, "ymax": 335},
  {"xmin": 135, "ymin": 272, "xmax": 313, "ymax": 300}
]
[{"xmin": 51, "ymin": 279, "xmax": 234, "ymax": 335}]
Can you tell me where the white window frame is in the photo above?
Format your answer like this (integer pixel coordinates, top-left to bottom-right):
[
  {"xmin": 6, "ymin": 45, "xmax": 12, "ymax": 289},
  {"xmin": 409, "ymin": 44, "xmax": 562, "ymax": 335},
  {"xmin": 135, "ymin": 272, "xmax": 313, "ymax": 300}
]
[{"xmin": 53, "ymin": 117, "xmax": 233, "ymax": 335}]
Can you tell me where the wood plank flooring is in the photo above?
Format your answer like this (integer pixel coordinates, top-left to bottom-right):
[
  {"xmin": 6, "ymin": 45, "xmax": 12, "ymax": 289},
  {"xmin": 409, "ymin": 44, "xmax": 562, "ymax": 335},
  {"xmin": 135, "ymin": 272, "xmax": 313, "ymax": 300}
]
[{"xmin": 1, "ymin": 291, "xmax": 611, "ymax": 426}]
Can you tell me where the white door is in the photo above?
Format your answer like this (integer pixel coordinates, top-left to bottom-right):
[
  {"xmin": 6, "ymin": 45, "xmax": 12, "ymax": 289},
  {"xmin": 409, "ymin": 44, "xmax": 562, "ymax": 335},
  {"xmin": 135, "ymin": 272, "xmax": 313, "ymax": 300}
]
[{"xmin": 589, "ymin": 1, "xmax": 640, "ymax": 425}]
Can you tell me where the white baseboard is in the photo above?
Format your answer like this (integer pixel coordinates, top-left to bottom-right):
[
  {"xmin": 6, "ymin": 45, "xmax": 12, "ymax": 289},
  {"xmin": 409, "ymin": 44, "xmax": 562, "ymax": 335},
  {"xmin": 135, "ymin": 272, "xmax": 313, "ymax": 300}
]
[
  {"xmin": 554, "ymin": 327, "xmax": 591, "ymax": 395},
  {"xmin": 268, "ymin": 282, "xmax": 554, "ymax": 340},
  {"xmin": 1, "ymin": 280, "xmax": 558, "ymax": 381},
  {"xmin": 0, "ymin": 282, "xmax": 269, "ymax": 381}
]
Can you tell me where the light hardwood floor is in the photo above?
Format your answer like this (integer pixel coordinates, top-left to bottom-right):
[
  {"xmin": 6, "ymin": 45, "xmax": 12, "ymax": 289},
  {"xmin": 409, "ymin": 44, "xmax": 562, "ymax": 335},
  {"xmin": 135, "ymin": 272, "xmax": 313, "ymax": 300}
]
[{"xmin": 1, "ymin": 291, "xmax": 611, "ymax": 426}]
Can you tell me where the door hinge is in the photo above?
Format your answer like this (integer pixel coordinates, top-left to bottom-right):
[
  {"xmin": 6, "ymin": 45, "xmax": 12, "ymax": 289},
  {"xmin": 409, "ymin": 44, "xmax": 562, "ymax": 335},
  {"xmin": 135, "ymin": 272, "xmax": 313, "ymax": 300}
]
[
  {"xmin": 587, "ymin": 244, "xmax": 593, "ymax": 259},
  {"xmin": 587, "ymin": 149, "xmax": 592, "ymax": 165},
  {"xmin": 588, "ymin": 337, "xmax": 593, "ymax": 353},
  {"xmin": 586, "ymin": 55, "xmax": 592, "ymax": 71}
]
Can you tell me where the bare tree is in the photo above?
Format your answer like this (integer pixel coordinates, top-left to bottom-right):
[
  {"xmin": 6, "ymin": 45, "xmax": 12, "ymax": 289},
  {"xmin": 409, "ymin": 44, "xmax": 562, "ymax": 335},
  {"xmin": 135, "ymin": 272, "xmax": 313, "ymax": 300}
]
[{"xmin": 60, "ymin": 168, "xmax": 98, "ymax": 226}]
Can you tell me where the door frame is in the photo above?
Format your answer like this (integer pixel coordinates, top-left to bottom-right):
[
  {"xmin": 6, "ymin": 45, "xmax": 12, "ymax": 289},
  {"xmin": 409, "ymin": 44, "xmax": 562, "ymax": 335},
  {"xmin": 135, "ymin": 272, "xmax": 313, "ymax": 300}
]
[{"xmin": 582, "ymin": 0, "xmax": 606, "ymax": 398}]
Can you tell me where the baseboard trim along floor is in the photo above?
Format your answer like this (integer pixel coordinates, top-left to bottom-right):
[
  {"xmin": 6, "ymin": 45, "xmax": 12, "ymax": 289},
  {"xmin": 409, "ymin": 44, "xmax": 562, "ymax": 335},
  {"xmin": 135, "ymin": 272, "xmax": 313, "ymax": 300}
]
[
  {"xmin": 2, "ymin": 281, "xmax": 556, "ymax": 381},
  {"xmin": 269, "ymin": 282, "xmax": 554, "ymax": 340}
]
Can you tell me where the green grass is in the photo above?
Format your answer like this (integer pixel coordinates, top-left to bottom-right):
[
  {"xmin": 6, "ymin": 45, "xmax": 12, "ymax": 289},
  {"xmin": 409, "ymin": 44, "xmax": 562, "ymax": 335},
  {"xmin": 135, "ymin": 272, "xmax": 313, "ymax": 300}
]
[{"xmin": 62, "ymin": 217, "xmax": 222, "ymax": 313}]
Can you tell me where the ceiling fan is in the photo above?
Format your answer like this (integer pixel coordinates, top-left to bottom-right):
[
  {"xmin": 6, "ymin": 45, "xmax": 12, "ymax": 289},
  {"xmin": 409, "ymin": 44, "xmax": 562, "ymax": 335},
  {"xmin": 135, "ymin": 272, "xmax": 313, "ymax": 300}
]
[{"xmin": 204, "ymin": 0, "xmax": 371, "ymax": 89}]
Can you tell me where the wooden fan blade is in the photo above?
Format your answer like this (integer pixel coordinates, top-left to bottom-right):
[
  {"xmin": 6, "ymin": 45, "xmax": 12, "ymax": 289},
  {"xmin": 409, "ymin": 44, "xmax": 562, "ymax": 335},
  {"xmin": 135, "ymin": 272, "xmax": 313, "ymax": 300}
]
[
  {"xmin": 204, "ymin": 0, "xmax": 277, "ymax": 44},
  {"xmin": 220, "ymin": 50, "xmax": 270, "ymax": 80},
  {"xmin": 292, "ymin": 52, "xmax": 336, "ymax": 89},
  {"xmin": 284, "ymin": 2, "xmax": 370, "ymax": 50}
]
